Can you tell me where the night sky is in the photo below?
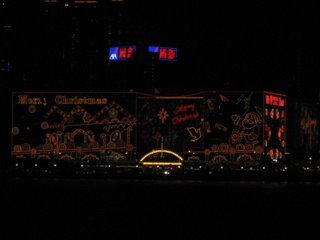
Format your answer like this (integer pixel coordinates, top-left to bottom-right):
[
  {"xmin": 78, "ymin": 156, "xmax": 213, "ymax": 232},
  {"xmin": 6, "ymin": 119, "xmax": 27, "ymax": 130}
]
[{"xmin": 1, "ymin": 1, "xmax": 320, "ymax": 99}]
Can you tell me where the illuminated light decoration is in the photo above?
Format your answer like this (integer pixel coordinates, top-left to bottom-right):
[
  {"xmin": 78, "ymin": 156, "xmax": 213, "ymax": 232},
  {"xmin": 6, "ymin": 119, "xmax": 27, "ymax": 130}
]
[
  {"xmin": 157, "ymin": 108, "xmax": 169, "ymax": 123},
  {"xmin": 12, "ymin": 127, "xmax": 20, "ymax": 135},
  {"xmin": 265, "ymin": 94, "xmax": 285, "ymax": 107},
  {"xmin": 172, "ymin": 112, "xmax": 199, "ymax": 125},
  {"xmin": 37, "ymin": 155, "xmax": 51, "ymax": 160},
  {"xmin": 60, "ymin": 154, "xmax": 75, "ymax": 161},
  {"xmin": 75, "ymin": 0, "xmax": 97, "ymax": 4},
  {"xmin": 139, "ymin": 149, "xmax": 183, "ymax": 164},
  {"xmin": 28, "ymin": 105, "xmax": 37, "ymax": 114},
  {"xmin": 148, "ymin": 46, "xmax": 178, "ymax": 61},
  {"xmin": 187, "ymin": 127, "xmax": 202, "ymax": 142},
  {"xmin": 109, "ymin": 46, "xmax": 136, "ymax": 61},
  {"xmin": 142, "ymin": 162, "xmax": 182, "ymax": 166}
]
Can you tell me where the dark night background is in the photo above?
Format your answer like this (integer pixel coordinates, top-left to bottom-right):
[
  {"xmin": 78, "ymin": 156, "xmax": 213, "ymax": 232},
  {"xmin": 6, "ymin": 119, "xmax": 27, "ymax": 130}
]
[
  {"xmin": 1, "ymin": 1, "xmax": 319, "ymax": 96},
  {"xmin": 1, "ymin": 1, "xmax": 320, "ymax": 239}
]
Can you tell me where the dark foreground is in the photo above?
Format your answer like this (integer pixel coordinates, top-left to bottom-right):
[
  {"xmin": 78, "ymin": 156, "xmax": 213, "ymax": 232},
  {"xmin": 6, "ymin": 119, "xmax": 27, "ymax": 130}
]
[{"xmin": 2, "ymin": 176, "xmax": 320, "ymax": 239}]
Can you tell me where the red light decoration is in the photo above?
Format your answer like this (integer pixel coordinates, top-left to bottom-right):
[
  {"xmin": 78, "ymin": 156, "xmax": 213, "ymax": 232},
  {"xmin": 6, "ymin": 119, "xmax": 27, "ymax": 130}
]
[
  {"xmin": 172, "ymin": 112, "xmax": 199, "ymax": 125},
  {"xmin": 265, "ymin": 94, "xmax": 285, "ymax": 107}
]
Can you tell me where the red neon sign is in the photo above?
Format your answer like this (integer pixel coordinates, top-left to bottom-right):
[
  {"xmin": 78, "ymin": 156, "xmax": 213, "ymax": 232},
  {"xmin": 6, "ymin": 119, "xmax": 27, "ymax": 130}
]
[
  {"xmin": 159, "ymin": 47, "xmax": 177, "ymax": 61},
  {"xmin": 109, "ymin": 46, "xmax": 136, "ymax": 61},
  {"xmin": 174, "ymin": 104, "xmax": 196, "ymax": 115},
  {"xmin": 167, "ymin": 48, "xmax": 176, "ymax": 60},
  {"xmin": 265, "ymin": 94, "xmax": 285, "ymax": 107},
  {"xmin": 126, "ymin": 47, "xmax": 135, "ymax": 58},
  {"xmin": 172, "ymin": 112, "xmax": 200, "ymax": 125},
  {"xmin": 118, "ymin": 46, "xmax": 135, "ymax": 59},
  {"xmin": 119, "ymin": 47, "xmax": 127, "ymax": 59},
  {"xmin": 159, "ymin": 48, "xmax": 168, "ymax": 59}
]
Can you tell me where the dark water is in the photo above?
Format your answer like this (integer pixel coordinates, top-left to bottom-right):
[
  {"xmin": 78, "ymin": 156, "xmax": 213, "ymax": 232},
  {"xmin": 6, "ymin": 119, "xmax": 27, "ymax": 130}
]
[{"xmin": 2, "ymin": 177, "xmax": 319, "ymax": 239}]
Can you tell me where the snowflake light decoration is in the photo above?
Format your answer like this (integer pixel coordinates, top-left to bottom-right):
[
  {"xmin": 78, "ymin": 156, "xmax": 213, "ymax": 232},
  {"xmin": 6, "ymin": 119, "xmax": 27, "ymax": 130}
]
[{"xmin": 158, "ymin": 108, "xmax": 169, "ymax": 123}]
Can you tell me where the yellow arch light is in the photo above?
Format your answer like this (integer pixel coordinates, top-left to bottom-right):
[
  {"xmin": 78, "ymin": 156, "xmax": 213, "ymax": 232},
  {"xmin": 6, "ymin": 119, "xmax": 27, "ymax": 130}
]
[
  {"xmin": 142, "ymin": 162, "xmax": 182, "ymax": 166},
  {"xmin": 139, "ymin": 150, "xmax": 183, "ymax": 163}
]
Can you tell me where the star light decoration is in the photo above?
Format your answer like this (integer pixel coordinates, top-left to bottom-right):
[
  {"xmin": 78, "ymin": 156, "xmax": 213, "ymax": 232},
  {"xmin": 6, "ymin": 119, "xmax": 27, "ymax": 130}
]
[{"xmin": 158, "ymin": 108, "xmax": 169, "ymax": 124}]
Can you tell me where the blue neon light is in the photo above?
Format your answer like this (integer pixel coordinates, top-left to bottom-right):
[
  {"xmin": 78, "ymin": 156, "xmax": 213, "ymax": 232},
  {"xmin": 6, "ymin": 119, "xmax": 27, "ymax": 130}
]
[
  {"xmin": 148, "ymin": 46, "xmax": 159, "ymax": 53},
  {"xmin": 109, "ymin": 47, "xmax": 119, "ymax": 61}
]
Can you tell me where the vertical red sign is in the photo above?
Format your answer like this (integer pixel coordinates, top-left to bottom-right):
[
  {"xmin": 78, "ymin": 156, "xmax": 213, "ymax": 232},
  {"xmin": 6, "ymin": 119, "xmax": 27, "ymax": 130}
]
[
  {"xmin": 119, "ymin": 47, "xmax": 127, "ymax": 59},
  {"xmin": 159, "ymin": 48, "xmax": 168, "ymax": 60}
]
